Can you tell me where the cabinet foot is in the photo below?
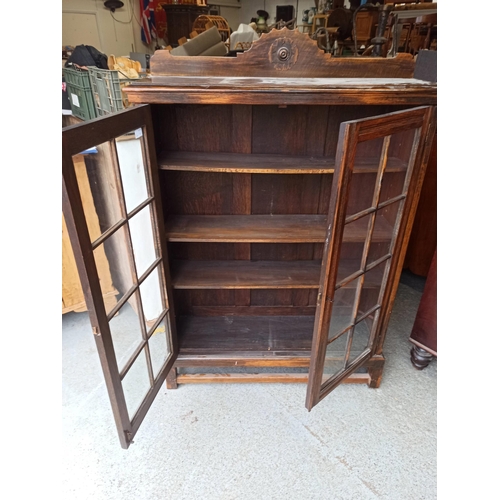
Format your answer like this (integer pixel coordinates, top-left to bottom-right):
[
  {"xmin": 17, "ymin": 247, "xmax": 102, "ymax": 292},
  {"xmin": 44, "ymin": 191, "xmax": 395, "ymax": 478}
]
[
  {"xmin": 410, "ymin": 345, "xmax": 434, "ymax": 370},
  {"xmin": 367, "ymin": 355, "xmax": 385, "ymax": 388},
  {"xmin": 166, "ymin": 367, "xmax": 178, "ymax": 389}
]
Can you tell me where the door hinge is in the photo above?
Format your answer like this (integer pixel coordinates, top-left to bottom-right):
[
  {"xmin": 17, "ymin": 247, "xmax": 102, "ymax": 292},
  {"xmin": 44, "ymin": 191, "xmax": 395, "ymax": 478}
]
[{"xmin": 92, "ymin": 326, "xmax": 100, "ymax": 336}]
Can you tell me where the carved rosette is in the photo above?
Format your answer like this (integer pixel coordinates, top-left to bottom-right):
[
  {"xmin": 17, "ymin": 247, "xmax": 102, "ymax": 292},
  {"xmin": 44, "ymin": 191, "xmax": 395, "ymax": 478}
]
[{"xmin": 268, "ymin": 37, "xmax": 299, "ymax": 71}]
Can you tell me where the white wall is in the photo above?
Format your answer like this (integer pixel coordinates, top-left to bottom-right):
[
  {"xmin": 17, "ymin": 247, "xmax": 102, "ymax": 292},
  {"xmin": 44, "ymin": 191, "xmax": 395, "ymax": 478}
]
[
  {"xmin": 239, "ymin": 1, "xmax": 308, "ymax": 27},
  {"xmin": 207, "ymin": 0, "xmax": 353, "ymax": 32},
  {"xmin": 219, "ymin": 6, "xmax": 243, "ymax": 32},
  {"xmin": 238, "ymin": 0, "xmax": 350, "ymax": 27},
  {"xmin": 62, "ymin": 0, "xmax": 355, "ymax": 59},
  {"xmin": 206, "ymin": 0, "xmax": 244, "ymax": 31},
  {"xmin": 62, "ymin": 0, "xmax": 156, "ymax": 57},
  {"xmin": 241, "ymin": 0, "xmax": 322, "ymax": 24}
]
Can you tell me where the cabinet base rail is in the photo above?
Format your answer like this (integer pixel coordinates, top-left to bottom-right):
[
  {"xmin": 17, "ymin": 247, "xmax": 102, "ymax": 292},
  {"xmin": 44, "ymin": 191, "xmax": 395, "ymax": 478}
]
[
  {"xmin": 176, "ymin": 372, "xmax": 370, "ymax": 385},
  {"xmin": 166, "ymin": 355, "xmax": 385, "ymax": 389}
]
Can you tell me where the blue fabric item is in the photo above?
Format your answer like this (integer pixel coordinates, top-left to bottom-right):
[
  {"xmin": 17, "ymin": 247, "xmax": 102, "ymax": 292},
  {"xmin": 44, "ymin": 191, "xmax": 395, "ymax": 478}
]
[{"xmin": 79, "ymin": 148, "xmax": 98, "ymax": 154}]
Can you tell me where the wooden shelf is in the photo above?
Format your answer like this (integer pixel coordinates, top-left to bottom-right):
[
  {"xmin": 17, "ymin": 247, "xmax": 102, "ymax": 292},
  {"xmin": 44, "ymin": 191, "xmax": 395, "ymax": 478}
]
[
  {"xmin": 177, "ymin": 315, "xmax": 315, "ymax": 353},
  {"xmin": 171, "ymin": 258, "xmax": 384, "ymax": 290},
  {"xmin": 159, "ymin": 151, "xmax": 335, "ymax": 174},
  {"xmin": 158, "ymin": 151, "xmax": 407, "ymax": 174},
  {"xmin": 165, "ymin": 214, "xmax": 393, "ymax": 243},
  {"xmin": 171, "ymin": 260, "xmax": 321, "ymax": 289},
  {"xmin": 165, "ymin": 215, "xmax": 327, "ymax": 243}
]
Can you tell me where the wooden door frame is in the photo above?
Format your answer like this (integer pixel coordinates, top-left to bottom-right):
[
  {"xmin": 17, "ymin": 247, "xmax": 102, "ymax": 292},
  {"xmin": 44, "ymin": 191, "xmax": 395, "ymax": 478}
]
[
  {"xmin": 306, "ymin": 105, "xmax": 436, "ymax": 410},
  {"xmin": 62, "ymin": 105, "xmax": 178, "ymax": 448}
]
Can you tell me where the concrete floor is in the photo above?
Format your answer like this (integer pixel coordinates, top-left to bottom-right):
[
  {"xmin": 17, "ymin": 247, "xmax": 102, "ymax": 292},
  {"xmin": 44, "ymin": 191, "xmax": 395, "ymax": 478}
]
[{"xmin": 62, "ymin": 272, "xmax": 436, "ymax": 500}]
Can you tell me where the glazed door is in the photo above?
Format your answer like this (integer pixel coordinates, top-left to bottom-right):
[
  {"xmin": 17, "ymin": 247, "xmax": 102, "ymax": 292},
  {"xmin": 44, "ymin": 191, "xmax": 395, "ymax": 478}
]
[
  {"xmin": 62, "ymin": 105, "xmax": 178, "ymax": 448},
  {"xmin": 306, "ymin": 106, "xmax": 436, "ymax": 410}
]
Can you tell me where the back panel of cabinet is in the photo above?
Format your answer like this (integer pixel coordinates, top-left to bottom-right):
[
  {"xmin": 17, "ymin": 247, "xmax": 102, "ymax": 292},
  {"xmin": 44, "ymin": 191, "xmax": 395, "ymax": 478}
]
[{"xmin": 151, "ymin": 103, "xmax": 413, "ymax": 354}]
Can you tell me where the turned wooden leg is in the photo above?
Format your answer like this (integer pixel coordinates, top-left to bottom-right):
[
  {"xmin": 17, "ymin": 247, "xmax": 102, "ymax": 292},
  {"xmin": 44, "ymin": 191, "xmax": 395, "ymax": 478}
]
[
  {"xmin": 166, "ymin": 367, "xmax": 178, "ymax": 389},
  {"xmin": 410, "ymin": 346, "xmax": 434, "ymax": 370}
]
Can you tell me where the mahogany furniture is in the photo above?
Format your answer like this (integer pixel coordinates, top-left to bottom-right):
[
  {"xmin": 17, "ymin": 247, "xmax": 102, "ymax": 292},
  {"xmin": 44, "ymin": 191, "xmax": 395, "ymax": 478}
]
[
  {"xmin": 404, "ymin": 50, "xmax": 436, "ymax": 277},
  {"xmin": 409, "ymin": 250, "xmax": 437, "ymax": 369},
  {"xmin": 161, "ymin": 4, "xmax": 209, "ymax": 47},
  {"xmin": 62, "ymin": 29, "xmax": 436, "ymax": 448},
  {"xmin": 404, "ymin": 133, "xmax": 436, "ymax": 276}
]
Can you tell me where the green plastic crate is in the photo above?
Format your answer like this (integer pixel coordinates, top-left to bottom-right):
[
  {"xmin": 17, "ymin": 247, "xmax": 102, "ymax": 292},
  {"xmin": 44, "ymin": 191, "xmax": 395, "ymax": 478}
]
[
  {"xmin": 88, "ymin": 67, "xmax": 134, "ymax": 117},
  {"xmin": 62, "ymin": 67, "xmax": 97, "ymax": 121}
]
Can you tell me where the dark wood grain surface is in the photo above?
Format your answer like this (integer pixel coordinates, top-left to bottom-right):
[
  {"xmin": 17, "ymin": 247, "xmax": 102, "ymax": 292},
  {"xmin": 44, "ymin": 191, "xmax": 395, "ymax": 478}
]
[
  {"xmin": 171, "ymin": 260, "xmax": 322, "ymax": 289},
  {"xmin": 125, "ymin": 30, "xmax": 435, "ymax": 105},
  {"xmin": 159, "ymin": 151, "xmax": 335, "ymax": 174},
  {"xmin": 404, "ymin": 134, "xmax": 437, "ymax": 276},
  {"xmin": 165, "ymin": 214, "xmax": 393, "ymax": 243},
  {"xmin": 165, "ymin": 214, "xmax": 327, "ymax": 242},
  {"xmin": 157, "ymin": 151, "xmax": 408, "ymax": 174},
  {"xmin": 148, "ymin": 28, "xmax": 417, "ymax": 78},
  {"xmin": 126, "ymin": 85, "xmax": 436, "ymax": 106},
  {"xmin": 177, "ymin": 315, "xmax": 315, "ymax": 352},
  {"xmin": 170, "ymin": 258, "xmax": 384, "ymax": 291}
]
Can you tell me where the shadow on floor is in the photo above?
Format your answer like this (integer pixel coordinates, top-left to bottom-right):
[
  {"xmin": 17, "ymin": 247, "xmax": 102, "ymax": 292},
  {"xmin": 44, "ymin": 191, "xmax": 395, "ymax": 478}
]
[{"xmin": 400, "ymin": 268, "xmax": 426, "ymax": 293}]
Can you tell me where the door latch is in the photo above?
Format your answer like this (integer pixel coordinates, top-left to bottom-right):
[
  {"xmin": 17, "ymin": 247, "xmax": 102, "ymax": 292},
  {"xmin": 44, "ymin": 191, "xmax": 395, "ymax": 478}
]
[{"xmin": 317, "ymin": 292, "xmax": 335, "ymax": 306}]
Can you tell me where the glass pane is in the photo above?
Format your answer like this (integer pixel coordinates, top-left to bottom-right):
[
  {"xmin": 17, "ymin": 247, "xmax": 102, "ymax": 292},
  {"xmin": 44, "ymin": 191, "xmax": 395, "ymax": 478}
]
[
  {"xmin": 148, "ymin": 316, "xmax": 172, "ymax": 379},
  {"xmin": 115, "ymin": 130, "xmax": 149, "ymax": 213},
  {"xmin": 335, "ymin": 242, "xmax": 364, "ymax": 284},
  {"xmin": 336, "ymin": 213, "xmax": 371, "ymax": 285},
  {"xmin": 357, "ymin": 261, "xmax": 387, "ymax": 321},
  {"xmin": 72, "ymin": 143, "xmax": 123, "ymax": 243},
  {"xmin": 379, "ymin": 171, "xmax": 406, "ymax": 205},
  {"xmin": 343, "ymin": 212, "xmax": 371, "ymax": 245},
  {"xmin": 347, "ymin": 137, "xmax": 384, "ymax": 217},
  {"xmin": 140, "ymin": 265, "xmax": 165, "ymax": 327},
  {"xmin": 348, "ymin": 316, "xmax": 375, "ymax": 366},
  {"xmin": 122, "ymin": 348, "xmax": 151, "ymax": 420},
  {"xmin": 321, "ymin": 330, "xmax": 349, "ymax": 385},
  {"xmin": 94, "ymin": 225, "xmax": 135, "ymax": 314},
  {"xmin": 109, "ymin": 292, "xmax": 144, "ymax": 372},
  {"xmin": 328, "ymin": 278, "xmax": 360, "ymax": 341},
  {"xmin": 379, "ymin": 128, "xmax": 419, "ymax": 204},
  {"xmin": 352, "ymin": 136, "xmax": 384, "ymax": 172},
  {"xmin": 367, "ymin": 201, "xmax": 403, "ymax": 266},
  {"xmin": 346, "ymin": 172, "xmax": 377, "ymax": 217},
  {"xmin": 128, "ymin": 204, "xmax": 158, "ymax": 279},
  {"xmin": 387, "ymin": 128, "xmax": 419, "ymax": 170}
]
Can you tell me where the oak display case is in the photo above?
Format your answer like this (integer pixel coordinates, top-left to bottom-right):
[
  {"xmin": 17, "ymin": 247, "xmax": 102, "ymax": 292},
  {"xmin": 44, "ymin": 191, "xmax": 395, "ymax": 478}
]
[{"xmin": 62, "ymin": 29, "xmax": 436, "ymax": 448}]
